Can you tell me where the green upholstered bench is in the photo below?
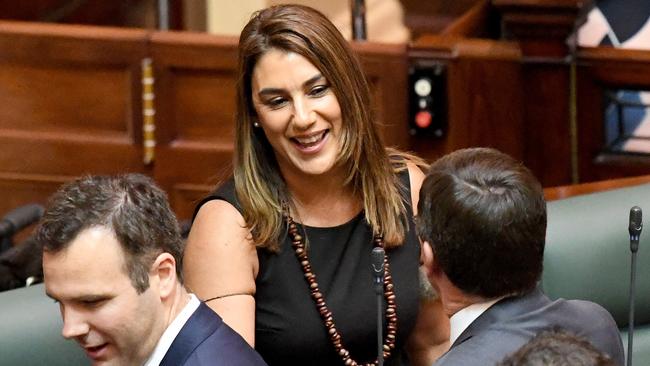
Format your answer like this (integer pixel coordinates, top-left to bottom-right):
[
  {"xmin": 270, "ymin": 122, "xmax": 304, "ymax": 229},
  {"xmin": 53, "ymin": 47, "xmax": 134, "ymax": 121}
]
[
  {"xmin": 544, "ymin": 183, "xmax": 650, "ymax": 365},
  {"xmin": 0, "ymin": 283, "xmax": 88, "ymax": 365}
]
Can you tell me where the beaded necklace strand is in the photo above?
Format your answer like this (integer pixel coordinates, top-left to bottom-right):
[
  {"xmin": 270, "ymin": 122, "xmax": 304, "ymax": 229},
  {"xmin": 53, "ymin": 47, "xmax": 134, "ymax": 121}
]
[{"xmin": 284, "ymin": 212, "xmax": 398, "ymax": 366}]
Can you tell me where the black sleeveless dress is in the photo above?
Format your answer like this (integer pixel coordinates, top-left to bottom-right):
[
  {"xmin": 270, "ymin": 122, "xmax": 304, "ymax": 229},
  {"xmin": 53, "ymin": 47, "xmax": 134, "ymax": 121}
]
[{"xmin": 196, "ymin": 169, "xmax": 420, "ymax": 366}]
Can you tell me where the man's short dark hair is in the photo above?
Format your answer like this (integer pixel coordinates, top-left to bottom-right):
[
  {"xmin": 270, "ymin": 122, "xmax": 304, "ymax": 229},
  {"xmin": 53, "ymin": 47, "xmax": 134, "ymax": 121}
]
[
  {"xmin": 36, "ymin": 174, "xmax": 183, "ymax": 293},
  {"xmin": 498, "ymin": 329, "xmax": 617, "ymax": 366},
  {"xmin": 416, "ymin": 147, "xmax": 546, "ymax": 298}
]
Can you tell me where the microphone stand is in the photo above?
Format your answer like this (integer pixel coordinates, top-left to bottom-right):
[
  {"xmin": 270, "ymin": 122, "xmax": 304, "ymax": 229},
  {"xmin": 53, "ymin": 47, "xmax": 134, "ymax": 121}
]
[
  {"xmin": 371, "ymin": 247, "xmax": 385, "ymax": 366},
  {"xmin": 376, "ymin": 278, "xmax": 383, "ymax": 366},
  {"xmin": 628, "ymin": 247, "xmax": 637, "ymax": 366},
  {"xmin": 627, "ymin": 206, "xmax": 642, "ymax": 366}
]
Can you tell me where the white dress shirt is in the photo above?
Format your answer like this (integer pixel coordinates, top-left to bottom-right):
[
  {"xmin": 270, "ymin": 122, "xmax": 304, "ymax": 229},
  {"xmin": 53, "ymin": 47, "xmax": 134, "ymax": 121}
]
[
  {"xmin": 143, "ymin": 294, "xmax": 201, "ymax": 366},
  {"xmin": 449, "ymin": 297, "xmax": 504, "ymax": 345}
]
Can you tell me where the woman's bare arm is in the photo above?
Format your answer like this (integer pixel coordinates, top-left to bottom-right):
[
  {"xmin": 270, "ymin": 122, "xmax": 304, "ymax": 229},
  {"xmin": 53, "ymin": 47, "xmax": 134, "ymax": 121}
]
[
  {"xmin": 407, "ymin": 161, "xmax": 425, "ymax": 215},
  {"xmin": 183, "ymin": 199, "xmax": 259, "ymax": 346}
]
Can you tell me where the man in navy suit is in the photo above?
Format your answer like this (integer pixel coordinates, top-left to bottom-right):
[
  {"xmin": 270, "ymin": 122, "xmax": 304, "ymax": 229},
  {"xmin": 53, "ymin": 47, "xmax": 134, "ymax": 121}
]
[
  {"xmin": 416, "ymin": 148, "xmax": 624, "ymax": 366},
  {"xmin": 37, "ymin": 174, "xmax": 266, "ymax": 366}
]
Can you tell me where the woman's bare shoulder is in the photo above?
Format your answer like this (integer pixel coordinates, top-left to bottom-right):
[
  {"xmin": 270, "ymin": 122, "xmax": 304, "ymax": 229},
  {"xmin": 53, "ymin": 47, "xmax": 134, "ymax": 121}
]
[
  {"xmin": 183, "ymin": 199, "xmax": 259, "ymax": 345},
  {"xmin": 184, "ymin": 199, "xmax": 257, "ymax": 291}
]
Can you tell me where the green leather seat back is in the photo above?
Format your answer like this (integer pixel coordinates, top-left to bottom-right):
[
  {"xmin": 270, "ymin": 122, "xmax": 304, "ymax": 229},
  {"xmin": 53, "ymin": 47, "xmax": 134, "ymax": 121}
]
[
  {"xmin": 544, "ymin": 183, "xmax": 650, "ymax": 327},
  {"xmin": 0, "ymin": 284, "xmax": 88, "ymax": 365},
  {"xmin": 544, "ymin": 183, "xmax": 650, "ymax": 364}
]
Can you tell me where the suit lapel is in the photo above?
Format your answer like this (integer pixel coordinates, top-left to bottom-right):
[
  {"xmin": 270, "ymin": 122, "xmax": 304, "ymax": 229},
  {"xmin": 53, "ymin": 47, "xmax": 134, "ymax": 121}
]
[{"xmin": 160, "ymin": 302, "xmax": 222, "ymax": 366}]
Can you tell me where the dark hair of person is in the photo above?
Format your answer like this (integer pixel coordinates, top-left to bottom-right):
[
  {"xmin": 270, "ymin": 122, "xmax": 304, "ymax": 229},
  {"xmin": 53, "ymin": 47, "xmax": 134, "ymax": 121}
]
[
  {"xmin": 36, "ymin": 174, "xmax": 183, "ymax": 294},
  {"xmin": 234, "ymin": 4, "xmax": 411, "ymax": 251},
  {"xmin": 416, "ymin": 147, "xmax": 546, "ymax": 298},
  {"xmin": 497, "ymin": 328, "xmax": 618, "ymax": 366}
]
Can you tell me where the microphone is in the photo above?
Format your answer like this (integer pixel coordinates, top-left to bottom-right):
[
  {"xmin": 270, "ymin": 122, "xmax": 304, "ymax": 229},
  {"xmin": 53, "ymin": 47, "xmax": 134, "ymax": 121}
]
[
  {"xmin": 627, "ymin": 206, "xmax": 643, "ymax": 366},
  {"xmin": 371, "ymin": 247, "xmax": 385, "ymax": 292},
  {"xmin": 629, "ymin": 206, "xmax": 642, "ymax": 253},
  {"xmin": 371, "ymin": 247, "xmax": 385, "ymax": 366},
  {"xmin": 0, "ymin": 204, "xmax": 44, "ymax": 252}
]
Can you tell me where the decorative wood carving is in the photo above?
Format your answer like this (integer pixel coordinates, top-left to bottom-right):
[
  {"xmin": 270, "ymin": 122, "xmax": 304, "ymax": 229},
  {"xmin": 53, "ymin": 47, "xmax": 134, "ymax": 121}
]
[
  {"xmin": 492, "ymin": 0, "xmax": 586, "ymax": 186},
  {"xmin": 492, "ymin": 0, "xmax": 583, "ymax": 56}
]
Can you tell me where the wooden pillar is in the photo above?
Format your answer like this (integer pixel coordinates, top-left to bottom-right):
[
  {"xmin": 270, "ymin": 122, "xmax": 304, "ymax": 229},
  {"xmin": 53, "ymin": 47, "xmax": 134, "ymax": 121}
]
[{"xmin": 492, "ymin": 0, "xmax": 584, "ymax": 186}]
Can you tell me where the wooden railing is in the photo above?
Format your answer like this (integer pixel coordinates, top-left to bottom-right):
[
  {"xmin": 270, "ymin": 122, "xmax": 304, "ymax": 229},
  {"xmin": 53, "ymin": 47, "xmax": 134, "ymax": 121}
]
[{"xmin": 544, "ymin": 175, "xmax": 650, "ymax": 201}]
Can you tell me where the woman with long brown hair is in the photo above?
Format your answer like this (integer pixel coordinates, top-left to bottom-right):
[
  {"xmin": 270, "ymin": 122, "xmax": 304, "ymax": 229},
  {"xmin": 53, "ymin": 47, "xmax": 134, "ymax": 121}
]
[{"xmin": 184, "ymin": 4, "xmax": 447, "ymax": 365}]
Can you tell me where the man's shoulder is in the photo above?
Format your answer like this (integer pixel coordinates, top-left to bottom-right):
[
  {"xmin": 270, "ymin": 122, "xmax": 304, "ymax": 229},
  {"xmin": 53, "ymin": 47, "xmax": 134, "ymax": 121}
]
[
  {"xmin": 547, "ymin": 297, "xmax": 621, "ymax": 336},
  {"xmin": 166, "ymin": 303, "xmax": 267, "ymax": 366},
  {"xmin": 188, "ymin": 324, "xmax": 266, "ymax": 365},
  {"xmin": 549, "ymin": 298, "xmax": 624, "ymax": 363},
  {"xmin": 554, "ymin": 297, "xmax": 612, "ymax": 317},
  {"xmin": 435, "ymin": 329, "xmax": 529, "ymax": 366},
  {"xmin": 499, "ymin": 291, "xmax": 616, "ymax": 330},
  {"xmin": 435, "ymin": 293, "xmax": 623, "ymax": 366}
]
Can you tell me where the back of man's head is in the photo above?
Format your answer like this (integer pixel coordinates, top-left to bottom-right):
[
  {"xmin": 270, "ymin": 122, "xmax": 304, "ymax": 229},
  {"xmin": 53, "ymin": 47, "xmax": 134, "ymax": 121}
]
[
  {"xmin": 36, "ymin": 174, "xmax": 183, "ymax": 293},
  {"xmin": 498, "ymin": 329, "xmax": 617, "ymax": 366},
  {"xmin": 417, "ymin": 147, "xmax": 546, "ymax": 298}
]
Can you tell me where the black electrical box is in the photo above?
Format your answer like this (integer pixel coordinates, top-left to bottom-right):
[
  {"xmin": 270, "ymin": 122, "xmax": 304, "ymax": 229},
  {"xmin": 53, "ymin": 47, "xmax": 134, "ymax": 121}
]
[{"xmin": 408, "ymin": 61, "xmax": 447, "ymax": 138}]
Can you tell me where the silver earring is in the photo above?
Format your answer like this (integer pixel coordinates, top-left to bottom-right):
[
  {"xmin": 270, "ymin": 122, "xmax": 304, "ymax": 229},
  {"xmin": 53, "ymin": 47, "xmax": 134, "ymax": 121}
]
[{"xmin": 253, "ymin": 121, "xmax": 260, "ymax": 128}]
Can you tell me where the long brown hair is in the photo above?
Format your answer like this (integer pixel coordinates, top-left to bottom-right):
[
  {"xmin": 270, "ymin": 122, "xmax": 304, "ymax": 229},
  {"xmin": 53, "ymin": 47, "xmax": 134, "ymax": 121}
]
[{"xmin": 234, "ymin": 4, "xmax": 414, "ymax": 251}]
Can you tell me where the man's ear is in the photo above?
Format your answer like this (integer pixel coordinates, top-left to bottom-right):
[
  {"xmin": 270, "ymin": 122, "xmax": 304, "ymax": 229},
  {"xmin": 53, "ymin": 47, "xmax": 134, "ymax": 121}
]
[
  {"xmin": 421, "ymin": 240, "xmax": 444, "ymax": 277},
  {"xmin": 419, "ymin": 240, "xmax": 434, "ymax": 276},
  {"xmin": 421, "ymin": 241, "xmax": 447, "ymax": 297},
  {"xmin": 150, "ymin": 253, "xmax": 177, "ymax": 299}
]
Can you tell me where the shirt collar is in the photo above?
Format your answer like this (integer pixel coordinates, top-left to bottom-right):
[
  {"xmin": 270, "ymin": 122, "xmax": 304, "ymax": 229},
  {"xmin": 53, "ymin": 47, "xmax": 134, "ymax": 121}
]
[
  {"xmin": 449, "ymin": 296, "xmax": 503, "ymax": 345},
  {"xmin": 143, "ymin": 293, "xmax": 201, "ymax": 366}
]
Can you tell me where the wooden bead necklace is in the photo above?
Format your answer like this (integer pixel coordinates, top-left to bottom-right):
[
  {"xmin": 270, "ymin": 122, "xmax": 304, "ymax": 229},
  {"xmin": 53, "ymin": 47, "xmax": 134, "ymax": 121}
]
[{"xmin": 284, "ymin": 211, "xmax": 398, "ymax": 366}]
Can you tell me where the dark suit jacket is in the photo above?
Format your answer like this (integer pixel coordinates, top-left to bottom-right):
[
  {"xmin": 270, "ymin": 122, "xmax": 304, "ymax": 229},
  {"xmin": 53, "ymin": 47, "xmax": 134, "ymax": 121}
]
[
  {"xmin": 434, "ymin": 288, "xmax": 624, "ymax": 366},
  {"xmin": 160, "ymin": 302, "xmax": 267, "ymax": 366}
]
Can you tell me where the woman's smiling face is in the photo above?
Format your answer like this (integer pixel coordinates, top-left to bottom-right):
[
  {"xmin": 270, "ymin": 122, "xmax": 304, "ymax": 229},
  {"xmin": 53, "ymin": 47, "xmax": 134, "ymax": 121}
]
[{"xmin": 251, "ymin": 49, "xmax": 343, "ymax": 178}]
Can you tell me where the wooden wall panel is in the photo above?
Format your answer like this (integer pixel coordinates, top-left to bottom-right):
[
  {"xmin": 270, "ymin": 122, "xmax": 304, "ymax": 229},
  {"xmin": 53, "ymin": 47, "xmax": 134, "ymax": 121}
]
[
  {"xmin": 451, "ymin": 57, "xmax": 524, "ymax": 157},
  {"xmin": 0, "ymin": 0, "xmax": 157, "ymax": 28},
  {"xmin": 0, "ymin": 173, "xmax": 68, "ymax": 216},
  {"xmin": 0, "ymin": 21, "xmax": 148, "ymax": 220},
  {"xmin": 493, "ymin": 0, "xmax": 582, "ymax": 186},
  {"xmin": 169, "ymin": 70, "xmax": 237, "ymax": 144},
  {"xmin": 0, "ymin": 172, "xmax": 69, "ymax": 243},
  {"xmin": 409, "ymin": 37, "xmax": 524, "ymax": 165},
  {"xmin": 401, "ymin": 0, "xmax": 484, "ymax": 36},
  {"xmin": 150, "ymin": 32, "xmax": 239, "ymax": 219},
  {"xmin": 169, "ymin": 183, "xmax": 219, "ymax": 222},
  {"xmin": 0, "ymin": 64, "xmax": 132, "ymax": 135},
  {"xmin": 520, "ymin": 64, "xmax": 572, "ymax": 186},
  {"xmin": 354, "ymin": 42, "xmax": 410, "ymax": 149}
]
